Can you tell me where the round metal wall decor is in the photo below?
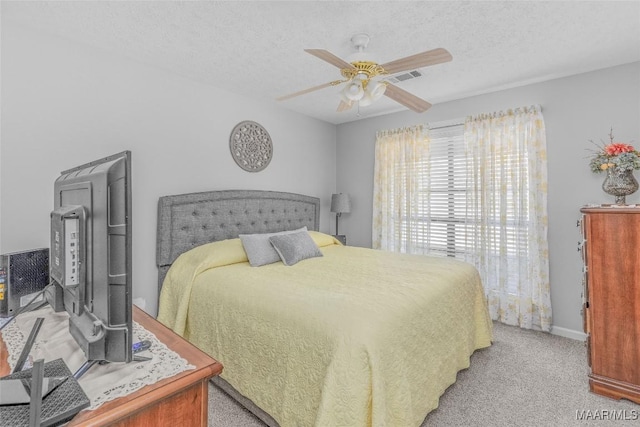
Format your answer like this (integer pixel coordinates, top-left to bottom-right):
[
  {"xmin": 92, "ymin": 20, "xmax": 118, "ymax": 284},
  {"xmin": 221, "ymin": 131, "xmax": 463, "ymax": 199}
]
[{"xmin": 229, "ymin": 121, "xmax": 273, "ymax": 172}]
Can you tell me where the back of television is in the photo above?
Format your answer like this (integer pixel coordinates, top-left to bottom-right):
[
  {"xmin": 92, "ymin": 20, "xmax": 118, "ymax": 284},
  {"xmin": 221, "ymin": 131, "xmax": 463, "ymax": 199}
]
[{"xmin": 48, "ymin": 151, "xmax": 133, "ymax": 365}]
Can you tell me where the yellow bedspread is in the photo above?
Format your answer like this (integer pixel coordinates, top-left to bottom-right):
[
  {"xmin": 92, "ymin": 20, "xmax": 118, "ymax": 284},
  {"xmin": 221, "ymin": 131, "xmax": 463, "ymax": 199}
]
[{"xmin": 158, "ymin": 231, "xmax": 492, "ymax": 427}]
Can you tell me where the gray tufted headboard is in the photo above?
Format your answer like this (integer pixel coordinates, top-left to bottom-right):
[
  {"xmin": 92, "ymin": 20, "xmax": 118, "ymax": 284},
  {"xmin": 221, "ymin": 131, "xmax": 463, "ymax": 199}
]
[{"xmin": 156, "ymin": 189, "xmax": 320, "ymax": 294}]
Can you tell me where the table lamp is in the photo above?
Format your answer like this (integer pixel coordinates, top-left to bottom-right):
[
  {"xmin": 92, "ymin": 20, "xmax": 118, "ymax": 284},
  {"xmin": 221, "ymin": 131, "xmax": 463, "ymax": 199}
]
[{"xmin": 330, "ymin": 193, "xmax": 351, "ymax": 236}]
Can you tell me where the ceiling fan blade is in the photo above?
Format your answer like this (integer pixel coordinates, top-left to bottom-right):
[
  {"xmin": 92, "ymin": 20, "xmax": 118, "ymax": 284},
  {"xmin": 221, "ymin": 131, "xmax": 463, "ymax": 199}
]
[
  {"xmin": 384, "ymin": 83, "xmax": 432, "ymax": 113},
  {"xmin": 380, "ymin": 48, "xmax": 452, "ymax": 75},
  {"xmin": 276, "ymin": 81, "xmax": 340, "ymax": 101},
  {"xmin": 337, "ymin": 100, "xmax": 353, "ymax": 112},
  {"xmin": 305, "ymin": 49, "xmax": 356, "ymax": 70}
]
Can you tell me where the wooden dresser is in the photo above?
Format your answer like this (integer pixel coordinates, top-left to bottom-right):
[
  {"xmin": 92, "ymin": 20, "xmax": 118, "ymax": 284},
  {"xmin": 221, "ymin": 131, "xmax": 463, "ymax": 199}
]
[
  {"xmin": 0, "ymin": 306, "xmax": 223, "ymax": 426},
  {"xmin": 579, "ymin": 207, "xmax": 640, "ymax": 403}
]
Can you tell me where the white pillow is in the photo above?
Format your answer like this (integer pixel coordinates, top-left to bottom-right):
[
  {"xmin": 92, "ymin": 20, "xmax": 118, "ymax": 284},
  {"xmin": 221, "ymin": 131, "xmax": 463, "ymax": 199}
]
[{"xmin": 239, "ymin": 227, "xmax": 307, "ymax": 267}]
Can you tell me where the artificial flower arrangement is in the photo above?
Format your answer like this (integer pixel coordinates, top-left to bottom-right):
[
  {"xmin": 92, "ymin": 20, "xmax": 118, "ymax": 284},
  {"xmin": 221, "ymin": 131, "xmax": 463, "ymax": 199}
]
[{"xmin": 589, "ymin": 128, "xmax": 640, "ymax": 173}]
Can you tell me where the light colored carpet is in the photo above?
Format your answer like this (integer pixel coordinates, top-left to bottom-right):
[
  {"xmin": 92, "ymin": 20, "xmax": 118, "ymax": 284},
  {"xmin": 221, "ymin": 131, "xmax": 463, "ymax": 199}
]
[{"xmin": 208, "ymin": 322, "xmax": 638, "ymax": 426}]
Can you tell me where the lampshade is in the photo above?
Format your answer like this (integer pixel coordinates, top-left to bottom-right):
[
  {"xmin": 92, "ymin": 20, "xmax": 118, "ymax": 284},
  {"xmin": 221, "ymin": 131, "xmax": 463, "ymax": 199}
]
[
  {"xmin": 330, "ymin": 193, "xmax": 351, "ymax": 213},
  {"xmin": 368, "ymin": 80, "xmax": 387, "ymax": 100},
  {"xmin": 358, "ymin": 80, "xmax": 387, "ymax": 107},
  {"xmin": 340, "ymin": 81, "xmax": 364, "ymax": 102}
]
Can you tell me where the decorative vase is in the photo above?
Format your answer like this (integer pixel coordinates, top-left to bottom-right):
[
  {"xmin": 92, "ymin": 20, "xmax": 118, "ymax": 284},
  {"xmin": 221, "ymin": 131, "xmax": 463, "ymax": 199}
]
[{"xmin": 602, "ymin": 167, "xmax": 639, "ymax": 205}]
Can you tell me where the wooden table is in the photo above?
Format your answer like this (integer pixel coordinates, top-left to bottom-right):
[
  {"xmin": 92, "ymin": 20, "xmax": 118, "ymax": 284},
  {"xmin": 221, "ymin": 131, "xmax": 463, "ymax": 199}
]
[{"xmin": 0, "ymin": 306, "xmax": 223, "ymax": 426}]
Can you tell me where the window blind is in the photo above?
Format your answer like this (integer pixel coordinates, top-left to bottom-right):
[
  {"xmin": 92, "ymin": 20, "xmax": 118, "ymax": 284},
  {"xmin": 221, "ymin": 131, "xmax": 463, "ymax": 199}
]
[
  {"xmin": 388, "ymin": 123, "xmax": 467, "ymax": 257},
  {"xmin": 391, "ymin": 122, "xmax": 531, "ymax": 271},
  {"xmin": 420, "ymin": 124, "xmax": 468, "ymax": 258}
]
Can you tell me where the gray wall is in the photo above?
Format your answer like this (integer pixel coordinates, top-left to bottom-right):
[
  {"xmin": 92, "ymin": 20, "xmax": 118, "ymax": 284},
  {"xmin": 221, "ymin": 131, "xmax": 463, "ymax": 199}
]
[
  {"xmin": 336, "ymin": 62, "xmax": 640, "ymax": 338},
  {"xmin": 0, "ymin": 22, "xmax": 337, "ymax": 316}
]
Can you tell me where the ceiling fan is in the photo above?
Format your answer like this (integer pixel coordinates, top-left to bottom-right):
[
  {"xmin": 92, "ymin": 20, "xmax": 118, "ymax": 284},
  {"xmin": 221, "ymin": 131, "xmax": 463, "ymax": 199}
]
[{"xmin": 277, "ymin": 33, "xmax": 452, "ymax": 113}]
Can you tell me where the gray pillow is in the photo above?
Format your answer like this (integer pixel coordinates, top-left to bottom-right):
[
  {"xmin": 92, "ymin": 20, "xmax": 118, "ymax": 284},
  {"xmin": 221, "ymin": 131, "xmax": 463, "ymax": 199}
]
[
  {"xmin": 269, "ymin": 230, "xmax": 323, "ymax": 266},
  {"xmin": 240, "ymin": 227, "xmax": 307, "ymax": 267}
]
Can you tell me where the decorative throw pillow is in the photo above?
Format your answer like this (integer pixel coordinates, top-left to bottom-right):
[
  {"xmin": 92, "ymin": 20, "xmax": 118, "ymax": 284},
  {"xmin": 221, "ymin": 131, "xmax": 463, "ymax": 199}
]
[
  {"xmin": 240, "ymin": 227, "xmax": 307, "ymax": 267},
  {"xmin": 269, "ymin": 230, "xmax": 323, "ymax": 266}
]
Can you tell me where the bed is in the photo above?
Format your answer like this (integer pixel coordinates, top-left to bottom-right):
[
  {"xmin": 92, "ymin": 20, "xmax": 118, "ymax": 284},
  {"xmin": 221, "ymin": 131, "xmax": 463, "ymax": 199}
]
[{"xmin": 156, "ymin": 189, "xmax": 492, "ymax": 427}]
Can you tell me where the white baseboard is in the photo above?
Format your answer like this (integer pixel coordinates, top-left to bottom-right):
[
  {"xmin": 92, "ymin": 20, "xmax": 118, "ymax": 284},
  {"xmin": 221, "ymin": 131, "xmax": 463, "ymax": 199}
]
[{"xmin": 550, "ymin": 325, "xmax": 587, "ymax": 341}]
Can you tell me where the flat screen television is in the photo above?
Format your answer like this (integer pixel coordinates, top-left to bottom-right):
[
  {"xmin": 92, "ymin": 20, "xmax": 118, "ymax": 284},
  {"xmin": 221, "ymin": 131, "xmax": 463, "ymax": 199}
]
[{"xmin": 47, "ymin": 151, "xmax": 132, "ymax": 363}]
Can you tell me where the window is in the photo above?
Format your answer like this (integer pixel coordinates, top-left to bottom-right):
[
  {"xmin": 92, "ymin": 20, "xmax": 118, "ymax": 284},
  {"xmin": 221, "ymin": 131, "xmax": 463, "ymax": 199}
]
[
  {"xmin": 416, "ymin": 123, "xmax": 468, "ymax": 258},
  {"xmin": 383, "ymin": 122, "xmax": 471, "ymax": 258},
  {"xmin": 400, "ymin": 122, "xmax": 532, "ymax": 289}
]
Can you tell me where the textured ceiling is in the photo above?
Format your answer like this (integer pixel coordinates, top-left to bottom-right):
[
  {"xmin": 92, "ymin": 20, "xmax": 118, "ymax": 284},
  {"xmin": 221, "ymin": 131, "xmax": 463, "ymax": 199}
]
[{"xmin": 3, "ymin": 1, "xmax": 640, "ymax": 124}]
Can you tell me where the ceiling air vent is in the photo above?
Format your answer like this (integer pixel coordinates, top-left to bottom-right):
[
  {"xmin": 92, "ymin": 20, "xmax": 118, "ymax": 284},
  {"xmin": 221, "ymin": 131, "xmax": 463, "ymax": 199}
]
[{"xmin": 385, "ymin": 70, "xmax": 422, "ymax": 84}]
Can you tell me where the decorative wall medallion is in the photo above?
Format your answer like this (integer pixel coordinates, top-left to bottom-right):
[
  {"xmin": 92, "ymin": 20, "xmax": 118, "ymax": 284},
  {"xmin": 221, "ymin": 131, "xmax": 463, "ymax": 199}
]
[{"xmin": 229, "ymin": 121, "xmax": 273, "ymax": 172}]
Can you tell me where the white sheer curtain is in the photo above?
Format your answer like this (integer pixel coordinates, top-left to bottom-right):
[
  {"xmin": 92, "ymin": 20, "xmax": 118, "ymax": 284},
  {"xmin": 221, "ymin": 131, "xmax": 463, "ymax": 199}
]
[
  {"xmin": 372, "ymin": 126, "xmax": 430, "ymax": 253},
  {"xmin": 464, "ymin": 105, "xmax": 551, "ymax": 331},
  {"xmin": 372, "ymin": 107, "xmax": 551, "ymax": 332}
]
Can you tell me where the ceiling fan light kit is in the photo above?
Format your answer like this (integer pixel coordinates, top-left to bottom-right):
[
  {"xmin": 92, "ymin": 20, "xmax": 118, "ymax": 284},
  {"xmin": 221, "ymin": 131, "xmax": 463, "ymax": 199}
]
[
  {"xmin": 341, "ymin": 81, "xmax": 364, "ymax": 102},
  {"xmin": 355, "ymin": 80, "xmax": 386, "ymax": 107},
  {"xmin": 277, "ymin": 33, "xmax": 452, "ymax": 114}
]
